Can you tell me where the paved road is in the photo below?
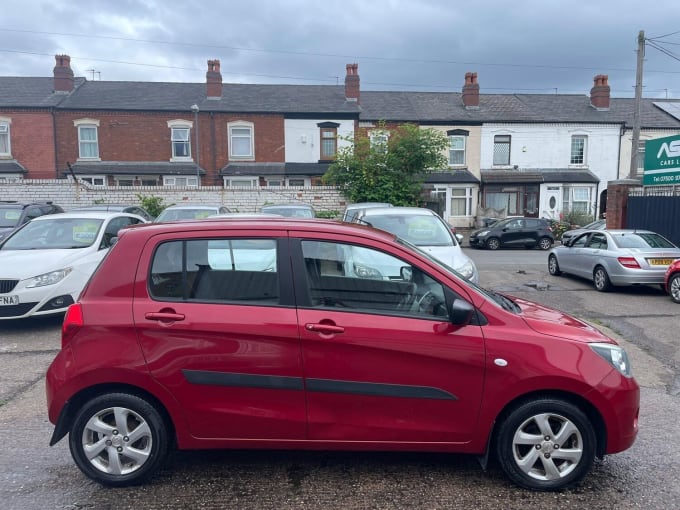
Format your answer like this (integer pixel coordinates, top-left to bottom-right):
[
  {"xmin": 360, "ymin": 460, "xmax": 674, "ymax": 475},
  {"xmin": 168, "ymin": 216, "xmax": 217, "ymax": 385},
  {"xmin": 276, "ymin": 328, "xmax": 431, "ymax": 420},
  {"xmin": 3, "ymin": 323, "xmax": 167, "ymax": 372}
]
[{"xmin": 0, "ymin": 248, "xmax": 679, "ymax": 509}]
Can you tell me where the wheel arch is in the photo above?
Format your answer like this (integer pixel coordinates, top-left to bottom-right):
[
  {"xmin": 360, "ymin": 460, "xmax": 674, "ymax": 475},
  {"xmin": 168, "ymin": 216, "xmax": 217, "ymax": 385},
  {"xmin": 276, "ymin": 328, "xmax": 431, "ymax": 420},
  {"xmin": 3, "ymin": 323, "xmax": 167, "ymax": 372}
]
[
  {"xmin": 488, "ymin": 390, "xmax": 607, "ymax": 459},
  {"xmin": 49, "ymin": 383, "xmax": 177, "ymax": 448}
]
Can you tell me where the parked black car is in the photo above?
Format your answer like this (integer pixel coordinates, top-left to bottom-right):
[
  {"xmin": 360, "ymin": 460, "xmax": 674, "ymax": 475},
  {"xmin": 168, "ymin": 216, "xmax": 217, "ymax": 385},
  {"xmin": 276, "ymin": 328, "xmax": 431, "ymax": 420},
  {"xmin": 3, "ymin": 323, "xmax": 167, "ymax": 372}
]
[
  {"xmin": 0, "ymin": 200, "xmax": 64, "ymax": 242},
  {"xmin": 469, "ymin": 217, "xmax": 554, "ymax": 250}
]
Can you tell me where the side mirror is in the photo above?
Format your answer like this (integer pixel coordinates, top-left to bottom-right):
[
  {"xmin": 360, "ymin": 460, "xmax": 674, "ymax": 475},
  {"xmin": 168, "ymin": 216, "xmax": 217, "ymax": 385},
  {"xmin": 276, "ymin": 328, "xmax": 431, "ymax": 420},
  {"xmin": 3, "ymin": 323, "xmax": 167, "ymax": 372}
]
[
  {"xmin": 400, "ymin": 266, "xmax": 413, "ymax": 282},
  {"xmin": 455, "ymin": 233, "xmax": 464, "ymax": 244},
  {"xmin": 449, "ymin": 298, "xmax": 474, "ymax": 326}
]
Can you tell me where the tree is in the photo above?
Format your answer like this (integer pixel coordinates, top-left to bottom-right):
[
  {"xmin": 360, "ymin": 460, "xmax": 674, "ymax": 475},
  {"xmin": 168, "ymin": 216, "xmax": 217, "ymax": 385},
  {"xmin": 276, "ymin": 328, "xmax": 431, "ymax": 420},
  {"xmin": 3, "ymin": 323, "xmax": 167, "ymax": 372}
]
[{"xmin": 323, "ymin": 123, "xmax": 449, "ymax": 205}]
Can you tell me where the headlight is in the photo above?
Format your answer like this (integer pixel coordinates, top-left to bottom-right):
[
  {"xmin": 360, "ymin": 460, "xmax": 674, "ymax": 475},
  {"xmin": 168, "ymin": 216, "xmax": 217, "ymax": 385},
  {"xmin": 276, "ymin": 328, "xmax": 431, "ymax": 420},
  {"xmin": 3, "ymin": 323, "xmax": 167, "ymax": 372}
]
[
  {"xmin": 26, "ymin": 268, "xmax": 73, "ymax": 288},
  {"xmin": 353, "ymin": 263, "xmax": 383, "ymax": 279},
  {"xmin": 477, "ymin": 230, "xmax": 489, "ymax": 237},
  {"xmin": 590, "ymin": 343, "xmax": 632, "ymax": 378},
  {"xmin": 455, "ymin": 260, "xmax": 476, "ymax": 280}
]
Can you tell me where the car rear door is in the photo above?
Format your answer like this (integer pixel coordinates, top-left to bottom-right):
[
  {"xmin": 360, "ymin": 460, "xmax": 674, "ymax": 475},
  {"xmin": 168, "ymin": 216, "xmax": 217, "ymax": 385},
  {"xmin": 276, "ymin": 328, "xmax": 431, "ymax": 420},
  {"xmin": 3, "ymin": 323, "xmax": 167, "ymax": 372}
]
[
  {"xmin": 291, "ymin": 232, "xmax": 486, "ymax": 444},
  {"xmin": 132, "ymin": 229, "xmax": 306, "ymax": 440}
]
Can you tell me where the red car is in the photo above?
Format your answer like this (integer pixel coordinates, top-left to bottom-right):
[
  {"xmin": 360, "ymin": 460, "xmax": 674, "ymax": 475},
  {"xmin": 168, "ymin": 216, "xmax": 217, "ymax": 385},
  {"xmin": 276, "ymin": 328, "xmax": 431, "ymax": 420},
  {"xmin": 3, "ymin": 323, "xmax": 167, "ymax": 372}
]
[
  {"xmin": 46, "ymin": 218, "xmax": 639, "ymax": 491},
  {"xmin": 665, "ymin": 259, "xmax": 680, "ymax": 303}
]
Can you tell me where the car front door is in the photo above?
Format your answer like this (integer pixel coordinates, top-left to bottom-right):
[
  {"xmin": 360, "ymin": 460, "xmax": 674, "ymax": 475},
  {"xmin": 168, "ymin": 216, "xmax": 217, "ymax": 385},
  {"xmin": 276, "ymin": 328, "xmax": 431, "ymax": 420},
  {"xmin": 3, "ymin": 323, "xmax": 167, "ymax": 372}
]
[
  {"xmin": 292, "ymin": 235, "xmax": 485, "ymax": 444},
  {"xmin": 499, "ymin": 218, "xmax": 525, "ymax": 247},
  {"xmin": 558, "ymin": 232, "xmax": 591, "ymax": 277},
  {"xmin": 132, "ymin": 233, "xmax": 306, "ymax": 440}
]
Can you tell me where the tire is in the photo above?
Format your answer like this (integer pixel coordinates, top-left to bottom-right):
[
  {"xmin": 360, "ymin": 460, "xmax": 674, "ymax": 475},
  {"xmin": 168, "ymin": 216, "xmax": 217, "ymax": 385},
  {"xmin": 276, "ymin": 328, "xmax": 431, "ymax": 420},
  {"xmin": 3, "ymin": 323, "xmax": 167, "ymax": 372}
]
[
  {"xmin": 670, "ymin": 273, "xmax": 680, "ymax": 304},
  {"xmin": 548, "ymin": 254, "xmax": 562, "ymax": 276},
  {"xmin": 538, "ymin": 237, "xmax": 553, "ymax": 251},
  {"xmin": 486, "ymin": 237, "xmax": 501, "ymax": 250},
  {"xmin": 495, "ymin": 398, "xmax": 596, "ymax": 491},
  {"xmin": 593, "ymin": 266, "xmax": 612, "ymax": 292},
  {"xmin": 69, "ymin": 393, "xmax": 169, "ymax": 486}
]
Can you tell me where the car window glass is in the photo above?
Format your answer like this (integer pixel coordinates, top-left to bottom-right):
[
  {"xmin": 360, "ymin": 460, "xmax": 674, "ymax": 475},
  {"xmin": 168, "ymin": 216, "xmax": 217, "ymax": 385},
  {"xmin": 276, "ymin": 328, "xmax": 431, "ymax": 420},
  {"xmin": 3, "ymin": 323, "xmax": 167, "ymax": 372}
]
[
  {"xmin": 0, "ymin": 208, "xmax": 21, "ymax": 228},
  {"xmin": 585, "ymin": 233, "xmax": 607, "ymax": 249},
  {"xmin": 362, "ymin": 215, "xmax": 453, "ymax": 247},
  {"xmin": 2, "ymin": 218, "xmax": 103, "ymax": 250},
  {"xmin": 571, "ymin": 234, "xmax": 589, "ymax": 248},
  {"xmin": 301, "ymin": 240, "xmax": 448, "ymax": 319},
  {"xmin": 149, "ymin": 239, "xmax": 279, "ymax": 304},
  {"xmin": 24, "ymin": 206, "xmax": 42, "ymax": 221},
  {"xmin": 611, "ymin": 232, "xmax": 676, "ymax": 249}
]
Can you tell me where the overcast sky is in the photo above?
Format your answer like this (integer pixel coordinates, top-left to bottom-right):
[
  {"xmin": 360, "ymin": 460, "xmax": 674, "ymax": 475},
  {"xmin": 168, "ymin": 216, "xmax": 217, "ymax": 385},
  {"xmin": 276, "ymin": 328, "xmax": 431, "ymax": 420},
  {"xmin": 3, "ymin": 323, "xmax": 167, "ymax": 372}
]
[{"xmin": 1, "ymin": 0, "xmax": 679, "ymax": 99}]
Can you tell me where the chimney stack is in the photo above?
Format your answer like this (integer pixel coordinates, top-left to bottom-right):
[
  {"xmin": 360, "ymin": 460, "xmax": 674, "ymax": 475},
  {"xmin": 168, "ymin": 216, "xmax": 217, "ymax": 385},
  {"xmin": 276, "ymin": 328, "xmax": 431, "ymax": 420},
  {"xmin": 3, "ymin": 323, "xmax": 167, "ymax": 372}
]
[
  {"xmin": 345, "ymin": 63, "xmax": 360, "ymax": 103},
  {"xmin": 590, "ymin": 74, "xmax": 610, "ymax": 110},
  {"xmin": 53, "ymin": 54, "xmax": 74, "ymax": 93},
  {"xmin": 206, "ymin": 59, "xmax": 222, "ymax": 99},
  {"xmin": 462, "ymin": 72, "xmax": 480, "ymax": 109}
]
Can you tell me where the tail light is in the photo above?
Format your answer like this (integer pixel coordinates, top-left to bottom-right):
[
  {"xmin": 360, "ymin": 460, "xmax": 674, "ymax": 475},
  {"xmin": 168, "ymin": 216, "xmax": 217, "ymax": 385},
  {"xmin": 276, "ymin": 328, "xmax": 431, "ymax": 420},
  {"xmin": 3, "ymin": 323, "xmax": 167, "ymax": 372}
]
[
  {"xmin": 61, "ymin": 303, "xmax": 83, "ymax": 348},
  {"xmin": 618, "ymin": 256, "xmax": 641, "ymax": 269}
]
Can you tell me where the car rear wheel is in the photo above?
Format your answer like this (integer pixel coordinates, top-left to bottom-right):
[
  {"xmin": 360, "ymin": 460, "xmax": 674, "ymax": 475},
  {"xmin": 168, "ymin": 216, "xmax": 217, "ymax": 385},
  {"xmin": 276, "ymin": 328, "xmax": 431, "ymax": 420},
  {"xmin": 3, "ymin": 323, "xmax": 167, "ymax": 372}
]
[
  {"xmin": 495, "ymin": 398, "xmax": 596, "ymax": 491},
  {"xmin": 548, "ymin": 254, "xmax": 561, "ymax": 276},
  {"xmin": 486, "ymin": 237, "xmax": 501, "ymax": 250},
  {"xmin": 593, "ymin": 266, "xmax": 612, "ymax": 292},
  {"xmin": 669, "ymin": 273, "xmax": 680, "ymax": 304},
  {"xmin": 538, "ymin": 237, "xmax": 552, "ymax": 250},
  {"xmin": 69, "ymin": 393, "xmax": 169, "ymax": 486}
]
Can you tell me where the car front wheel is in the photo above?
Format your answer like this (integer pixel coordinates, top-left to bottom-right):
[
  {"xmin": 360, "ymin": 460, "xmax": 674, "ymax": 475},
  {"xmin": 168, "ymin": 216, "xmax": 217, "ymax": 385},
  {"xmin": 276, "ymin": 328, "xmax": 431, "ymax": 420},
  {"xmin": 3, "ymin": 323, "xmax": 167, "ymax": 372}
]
[
  {"xmin": 669, "ymin": 273, "xmax": 680, "ymax": 303},
  {"xmin": 538, "ymin": 237, "xmax": 552, "ymax": 250},
  {"xmin": 69, "ymin": 393, "xmax": 169, "ymax": 486},
  {"xmin": 486, "ymin": 237, "xmax": 501, "ymax": 250},
  {"xmin": 593, "ymin": 266, "xmax": 612, "ymax": 292},
  {"xmin": 495, "ymin": 398, "xmax": 596, "ymax": 491},
  {"xmin": 548, "ymin": 254, "xmax": 561, "ymax": 276}
]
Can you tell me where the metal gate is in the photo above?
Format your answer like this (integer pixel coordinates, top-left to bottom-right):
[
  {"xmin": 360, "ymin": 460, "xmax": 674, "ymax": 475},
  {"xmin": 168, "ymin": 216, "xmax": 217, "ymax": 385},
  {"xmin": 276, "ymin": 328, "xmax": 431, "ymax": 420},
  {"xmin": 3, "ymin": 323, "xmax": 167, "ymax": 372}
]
[{"xmin": 626, "ymin": 192, "xmax": 680, "ymax": 246}]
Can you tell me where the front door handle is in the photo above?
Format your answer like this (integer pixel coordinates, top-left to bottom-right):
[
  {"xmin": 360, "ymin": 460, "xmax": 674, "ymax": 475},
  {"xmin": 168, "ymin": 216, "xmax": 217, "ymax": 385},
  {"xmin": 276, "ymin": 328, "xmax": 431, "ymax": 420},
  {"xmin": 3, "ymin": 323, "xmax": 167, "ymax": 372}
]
[{"xmin": 305, "ymin": 323, "xmax": 345, "ymax": 335}]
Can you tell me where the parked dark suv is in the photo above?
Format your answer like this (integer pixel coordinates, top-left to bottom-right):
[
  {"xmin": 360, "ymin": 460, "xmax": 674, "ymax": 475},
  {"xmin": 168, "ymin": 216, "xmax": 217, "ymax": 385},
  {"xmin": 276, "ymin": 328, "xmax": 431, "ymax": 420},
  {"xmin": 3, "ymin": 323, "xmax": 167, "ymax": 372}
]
[
  {"xmin": 0, "ymin": 201, "xmax": 64, "ymax": 242},
  {"xmin": 469, "ymin": 217, "xmax": 554, "ymax": 250}
]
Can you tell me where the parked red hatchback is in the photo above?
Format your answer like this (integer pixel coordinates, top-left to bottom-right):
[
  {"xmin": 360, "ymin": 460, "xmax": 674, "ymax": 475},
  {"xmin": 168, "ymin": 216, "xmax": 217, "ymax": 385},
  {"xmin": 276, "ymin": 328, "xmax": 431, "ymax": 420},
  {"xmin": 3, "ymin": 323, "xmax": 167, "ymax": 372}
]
[
  {"xmin": 665, "ymin": 259, "xmax": 680, "ymax": 303},
  {"xmin": 46, "ymin": 218, "xmax": 639, "ymax": 491}
]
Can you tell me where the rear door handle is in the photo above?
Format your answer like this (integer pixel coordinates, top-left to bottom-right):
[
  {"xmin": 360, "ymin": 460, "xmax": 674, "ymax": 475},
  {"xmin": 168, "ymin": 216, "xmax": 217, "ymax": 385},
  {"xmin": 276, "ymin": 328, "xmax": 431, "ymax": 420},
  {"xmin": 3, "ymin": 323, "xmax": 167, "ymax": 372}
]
[
  {"xmin": 305, "ymin": 323, "xmax": 345, "ymax": 335},
  {"xmin": 145, "ymin": 311, "xmax": 186, "ymax": 322}
]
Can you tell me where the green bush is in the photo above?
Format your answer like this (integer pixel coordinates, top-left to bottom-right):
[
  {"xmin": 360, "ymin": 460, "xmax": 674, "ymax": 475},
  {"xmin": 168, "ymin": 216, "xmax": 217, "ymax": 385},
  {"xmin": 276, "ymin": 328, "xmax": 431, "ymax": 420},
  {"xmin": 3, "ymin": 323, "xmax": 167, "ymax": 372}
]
[{"xmin": 136, "ymin": 194, "xmax": 168, "ymax": 218}]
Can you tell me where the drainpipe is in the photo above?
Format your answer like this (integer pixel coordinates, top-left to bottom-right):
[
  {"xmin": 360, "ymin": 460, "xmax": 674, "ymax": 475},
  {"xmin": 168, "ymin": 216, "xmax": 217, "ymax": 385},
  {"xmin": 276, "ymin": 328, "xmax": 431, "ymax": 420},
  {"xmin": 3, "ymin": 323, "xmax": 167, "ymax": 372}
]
[{"xmin": 210, "ymin": 112, "xmax": 217, "ymax": 185}]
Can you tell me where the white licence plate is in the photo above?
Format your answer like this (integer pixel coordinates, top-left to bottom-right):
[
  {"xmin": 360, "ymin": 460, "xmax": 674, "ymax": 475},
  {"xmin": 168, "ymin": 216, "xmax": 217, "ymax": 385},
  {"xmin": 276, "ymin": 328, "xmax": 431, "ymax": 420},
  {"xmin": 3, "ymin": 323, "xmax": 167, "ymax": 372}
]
[{"xmin": 0, "ymin": 295, "xmax": 19, "ymax": 306}]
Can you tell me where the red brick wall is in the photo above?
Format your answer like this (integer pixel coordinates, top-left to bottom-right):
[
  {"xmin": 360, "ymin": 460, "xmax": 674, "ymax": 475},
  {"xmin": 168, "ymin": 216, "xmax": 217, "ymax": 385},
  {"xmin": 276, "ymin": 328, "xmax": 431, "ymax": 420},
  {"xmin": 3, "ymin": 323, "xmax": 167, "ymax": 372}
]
[
  {"xmin": 605, "ymin": 180, "xmax": 640, "ymax": 228},
  {"xmin": 54, "ymin": 111, "xmax": 285, "ymax": 184},
  {"xmin": 7, "ymin": 111, "xmax": 56, "ymax": 178}
]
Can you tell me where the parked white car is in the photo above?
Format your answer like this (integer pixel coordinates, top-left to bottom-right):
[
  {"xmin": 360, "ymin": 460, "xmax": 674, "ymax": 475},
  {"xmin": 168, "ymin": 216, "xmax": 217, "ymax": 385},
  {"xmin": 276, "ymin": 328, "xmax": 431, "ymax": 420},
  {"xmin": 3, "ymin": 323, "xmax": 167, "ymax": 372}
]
[
  {"xmin": 353, "ymin": 207, "xmax": 479, "ymax": 284},
  {"xmin": 0, "ymin": 212, "xmax": 147, "ymax": 319}
]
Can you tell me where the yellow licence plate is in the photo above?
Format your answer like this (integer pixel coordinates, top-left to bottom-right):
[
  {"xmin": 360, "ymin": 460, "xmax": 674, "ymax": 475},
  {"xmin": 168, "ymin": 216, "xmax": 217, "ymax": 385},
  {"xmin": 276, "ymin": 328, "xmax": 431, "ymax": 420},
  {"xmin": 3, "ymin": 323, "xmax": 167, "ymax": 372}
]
[{"xmin": 648, "ymin": 258, "xmax": 673, "ymax": 266}]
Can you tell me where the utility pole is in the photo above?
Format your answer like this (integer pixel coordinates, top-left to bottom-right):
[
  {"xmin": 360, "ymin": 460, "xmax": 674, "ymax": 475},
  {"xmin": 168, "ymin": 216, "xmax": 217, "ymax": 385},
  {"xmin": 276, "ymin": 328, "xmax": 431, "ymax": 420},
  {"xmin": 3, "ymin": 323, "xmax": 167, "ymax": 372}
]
[{"xmin": 629, "ymin": 30, "xmax": 645, "ymax": 179}]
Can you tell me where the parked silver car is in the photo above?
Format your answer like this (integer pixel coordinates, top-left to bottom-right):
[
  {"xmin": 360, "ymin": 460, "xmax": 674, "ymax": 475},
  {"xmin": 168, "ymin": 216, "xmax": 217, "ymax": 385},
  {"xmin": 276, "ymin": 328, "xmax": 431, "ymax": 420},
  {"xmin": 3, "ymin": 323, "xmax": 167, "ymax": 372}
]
[
  {"xmin": 354, "ymin": 206, "xmax": 479, "ymax": 284},
  {"xmin": 548, "ymin": 229, "xmax": 680, "ymax": 292}
]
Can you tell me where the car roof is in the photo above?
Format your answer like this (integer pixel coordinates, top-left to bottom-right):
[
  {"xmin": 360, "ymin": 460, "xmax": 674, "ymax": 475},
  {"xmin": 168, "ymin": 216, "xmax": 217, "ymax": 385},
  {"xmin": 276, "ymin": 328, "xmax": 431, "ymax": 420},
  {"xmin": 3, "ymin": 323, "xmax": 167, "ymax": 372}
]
[
  {"xmin": 344, "ymin": 202, "xmax": 393, "ymax": 210},
  {"xmin": 262, "ymin": 203, "xmax": 313, "ymax": 209},
  {"xmin": 161, "ymin": 204, "xmax": 223, "ymax": 210},
  {"xmin": 30, "ymin": 211, "xmax": 147, "ymax": 221},
  {"xmin": 359, "ymin": 206, "xmax": 437, "ymax": 217},
  {"xmin": 0, "ymin": 201, "xmax": 58, "ymax": 208}
]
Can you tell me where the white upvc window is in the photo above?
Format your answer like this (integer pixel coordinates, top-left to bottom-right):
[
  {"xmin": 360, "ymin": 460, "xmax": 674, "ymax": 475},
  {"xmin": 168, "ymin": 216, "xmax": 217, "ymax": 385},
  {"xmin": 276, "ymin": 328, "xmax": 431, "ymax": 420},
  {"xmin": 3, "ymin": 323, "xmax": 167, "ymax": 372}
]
[
  {"xmin": 562, "ymin": 186, "xmax": 592, "ymax": 214},
  {"xmin": 228, "ymin": 122, "xmax": 254, "ymax": 160},
  {"xmin": 369, "ymin": 130, "xmax": 389, "ymax": 153},
  {"xmin": 74, "ymin": 119, "xmax": 100, "ymax": 160},
  {"xmin": 167, "ymin": 120, "xmax": 193, "ymax": 161},
  {"xmin": 286, "ymin": 177, "xmax": 307, "ymax": 187},
  {"xmin": 266, "ymin": 178, "xmax": 283, "ymax": 187},
  {"xmin": 224, "ymin": 177, "xmax": 258, "ymax": 187},
  {"xmin": 450, "ymin": 187, "xmax": 473, "ymax": 216},
  {"xmin": 79, "ymin": 175, "xmax": 106, "ymax": 187},
  {"xmin": 448, "ymin": 135, "xmax": 466, "ymax": 166},
  {"xmin": 493, "ymin": 135, "xmax": 511, "ymax": 166},
  {"xmin": 163, "ymin": 175, "xmax": 199, "ymax": 188},
  {"xmin": 0, "ymin": 119, "xmax": 11, "ymax": 156},
  {"xmin": 115, "ymin": 177, "xmax": 134, "ymax": 187},
  {"xmin": 570, "ymin": 135, "xmax": 587, "ymax": 165}
]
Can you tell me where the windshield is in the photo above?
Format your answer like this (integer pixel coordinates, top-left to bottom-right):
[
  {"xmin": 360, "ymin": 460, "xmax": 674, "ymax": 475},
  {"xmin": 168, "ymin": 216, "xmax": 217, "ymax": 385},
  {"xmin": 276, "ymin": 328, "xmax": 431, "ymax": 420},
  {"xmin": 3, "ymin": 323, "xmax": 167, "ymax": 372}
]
[
  {"xmin": 611, "ymin": 232, "xmax": 677, "ymax": 249},
  {"xmin": 263, "ymin": 206, "xmax": 313, "ymax": 218},
  {"xmin": 1, "ymin": 218, "xmax": 103, "ymax": 250},
  {"xmin": 0, "ymin": 207, "xmax": 22, "ymax": 228},
  {"xmin": 364, "ymin": 214, "xmax": 455, "ymax": 247}
]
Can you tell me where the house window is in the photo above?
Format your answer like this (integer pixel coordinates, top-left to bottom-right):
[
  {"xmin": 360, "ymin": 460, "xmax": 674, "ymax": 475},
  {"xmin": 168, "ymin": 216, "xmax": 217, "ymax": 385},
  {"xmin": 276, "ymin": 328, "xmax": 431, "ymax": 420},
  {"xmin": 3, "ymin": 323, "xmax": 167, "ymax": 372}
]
[
  {"xmin": 0, "ymin": 120, "xmax": 10, "ymax": 156},
  {"xmin": 450, "ymin": 188, "xmax": 473, "ymax": 216},
  {"xmin": 449, "ymin": 136, "xmax": 466, "ymax": 166},
  {"xmin": 140, "ymin": 178, "xmax": 159, "ymax": 186},
  {"xmin": 171, "ymin": 127, "xmax": 191, "ymax": 159},
  {"xmin": 320, "ymin": 128, "xmax": 337, "ymax": 159},
  {"xmin": 287, "ymin": 178, "xmax": 306, "ymax": 186},
  {"xmin": 224, "ymin": 177, "xmax": 258, "ymax": 187},
  {"xmin": 493, "ymin": 135, "xmax": 511, "ymax": 165},
  {"xmin": 78, "ymin": 125, "xmax": 99, "ymax": 159},
  {"xmin": 229, "ymin": 122, "xmax": 254, "ymax": 160},
  {"xmin": 115, "ymin": 178, "xmax": 134, "ymax": 187},
  {"xmin": 80, "ymin": 175, "xmax": 106, "ymax": 187},
  {"xmin": 570, "ymin": 135, "xmax": 587, "ymax": 165},
  {"xmin": 163, "ymin": 176, "xmax": 199, "ymax": 188},
  {"xmin": 637, "ymin": 141, "xmax": 645, "ymax": 174},
  {"xmin": 369, "ymin": 130, "xmax": 389, "ymax": 153},
  {"xmin": 562, "ymin": 186, "xmax": 591, "ymax": 214},
  {"xmin": 266, "ymin": 179, "xmax": 283, "ymax": 187}
]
